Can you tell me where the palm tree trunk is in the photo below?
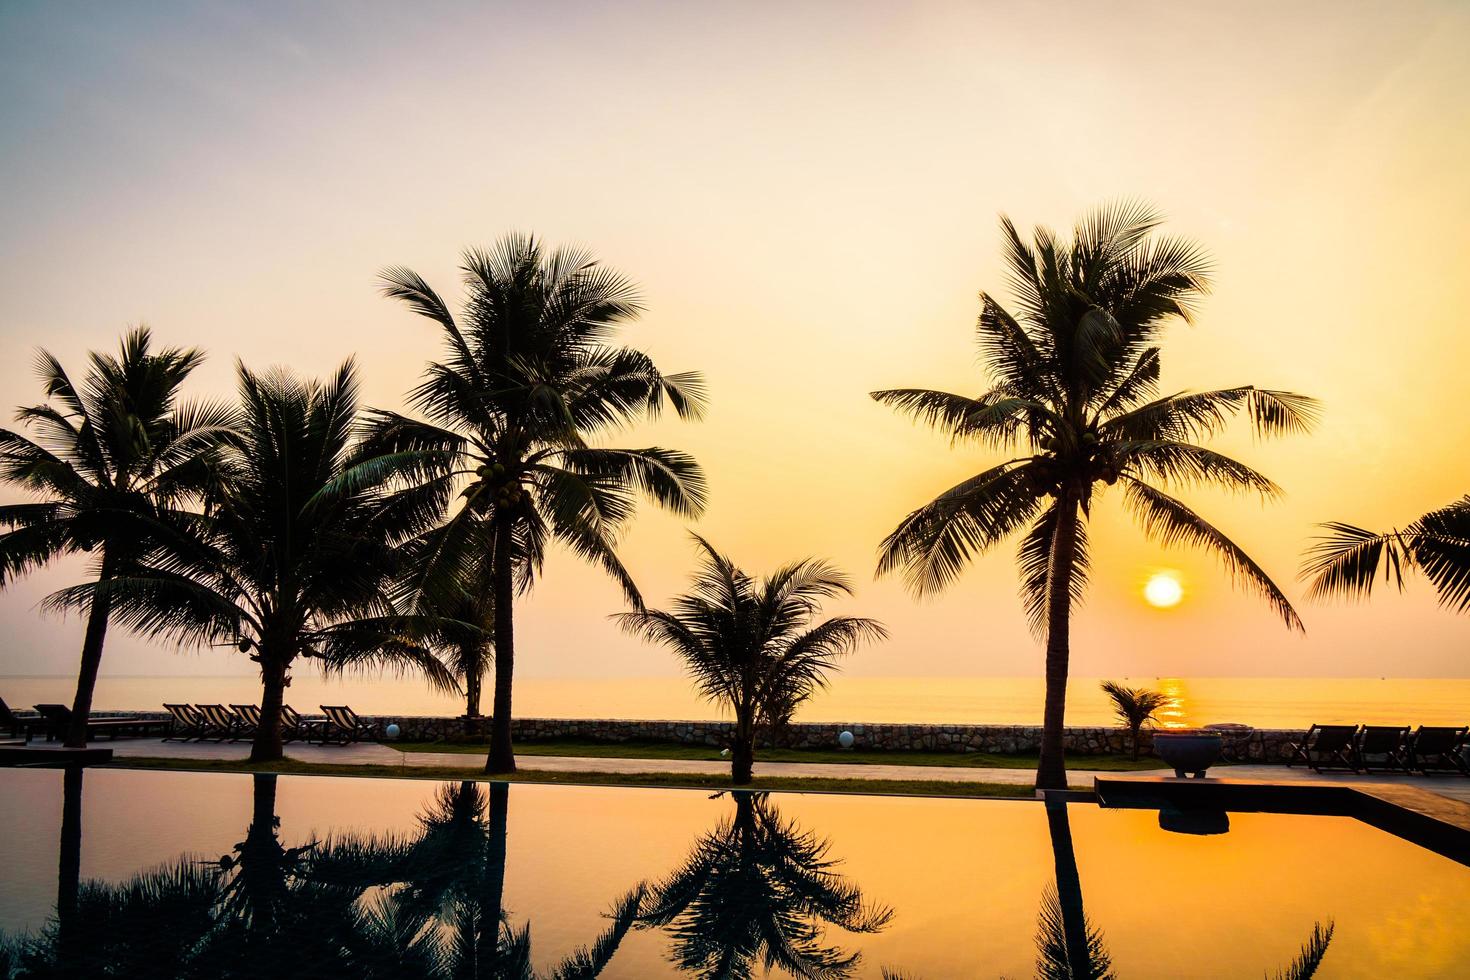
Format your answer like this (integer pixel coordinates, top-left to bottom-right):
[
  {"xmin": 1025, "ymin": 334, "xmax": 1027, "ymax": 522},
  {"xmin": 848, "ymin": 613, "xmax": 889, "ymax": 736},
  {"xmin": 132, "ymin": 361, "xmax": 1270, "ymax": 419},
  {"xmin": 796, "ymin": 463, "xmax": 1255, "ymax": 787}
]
[
  {"xmin": 464, "ymin": 645, "xmax": 483, "ymax": 733},
  {"xmin": 1045, "ymin": 799, "xmax": 1095, "ymax": 975},
  {"xmin": 485, "ymin": 529, "xmax": 516, "ymax": 775},
  {"xmin": 250, "ymin": 656, "xmax": 288, "ymax": 763},
  {"xmin": 64, "ymin": 552, "xmax": 116, "ymax": 748},
  {"xmin": 56, "ymin": 765, "xmax": 83, "ymax": 973},
  {"xmin": 478, "ymin": 781, "xmax": 510, "ymax": 961},
  {"xmin": 1037, "ymin": 494, "xmax": 1081, "ymax": 791},
  {"xmin": 731, "ymin": 711, "xmax": 755, "ymax": 785}
]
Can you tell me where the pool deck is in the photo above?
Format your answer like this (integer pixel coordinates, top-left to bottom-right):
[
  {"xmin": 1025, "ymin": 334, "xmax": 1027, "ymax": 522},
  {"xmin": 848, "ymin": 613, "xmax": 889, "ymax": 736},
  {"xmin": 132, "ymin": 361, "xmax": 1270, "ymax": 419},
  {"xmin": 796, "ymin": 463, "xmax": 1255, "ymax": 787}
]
[{"xmin": 15, "ymin": 737, "xmax": 1470, "ymax": 804}]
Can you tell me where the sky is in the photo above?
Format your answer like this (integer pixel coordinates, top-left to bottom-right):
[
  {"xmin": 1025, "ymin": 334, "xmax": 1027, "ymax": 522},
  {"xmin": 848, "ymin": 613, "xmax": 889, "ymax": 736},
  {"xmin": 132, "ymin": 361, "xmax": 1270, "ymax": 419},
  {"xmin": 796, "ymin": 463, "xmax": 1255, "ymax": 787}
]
[{"xmin": 2, "ymin": 0, "xmax": 1469, "ymax": 681}]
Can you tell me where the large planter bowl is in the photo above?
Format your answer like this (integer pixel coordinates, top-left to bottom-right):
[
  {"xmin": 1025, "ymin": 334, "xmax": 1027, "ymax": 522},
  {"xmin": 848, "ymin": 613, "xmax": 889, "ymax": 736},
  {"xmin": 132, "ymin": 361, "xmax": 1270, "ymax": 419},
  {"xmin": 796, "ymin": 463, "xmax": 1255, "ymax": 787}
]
[{"xmin": 1152, "ymin": 731, "xmax": 1224, "ymax": 778}]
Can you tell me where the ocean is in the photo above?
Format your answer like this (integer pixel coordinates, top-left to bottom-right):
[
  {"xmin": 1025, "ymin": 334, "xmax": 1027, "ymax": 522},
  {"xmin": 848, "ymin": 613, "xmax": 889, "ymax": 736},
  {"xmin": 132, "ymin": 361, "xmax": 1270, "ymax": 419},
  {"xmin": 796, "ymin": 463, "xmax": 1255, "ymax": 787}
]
[{"xmin": 4, "ymin": 674, "xmax": 1468, "ymax": 729}]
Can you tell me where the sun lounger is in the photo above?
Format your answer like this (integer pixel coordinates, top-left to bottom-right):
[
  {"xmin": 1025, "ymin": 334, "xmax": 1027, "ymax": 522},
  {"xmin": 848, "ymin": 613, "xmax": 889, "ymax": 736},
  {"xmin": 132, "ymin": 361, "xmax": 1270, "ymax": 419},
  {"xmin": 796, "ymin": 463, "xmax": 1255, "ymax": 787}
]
[
  {"xmin": 1404, "ymin": 726, "xmax": 1470, "ymax": 776},
  {"xmin": 162, "ymin": 703, "xmax": 208, "ymax": 741},
  {"xmin": 195, "ymin": 703, "xmax": 248, "ymax": 742},
  {"xmin": 229, "ymin": 704, "xmax": 261, "ymax": 740},
  {"xmin": 32, "ymin": 703, "xmax": 171, "ymax": 741},
  {"xmin": 280, "ymin": 705, "xmax": 323, "ymax": 743},
  {"xmin": 1286, "ymin": 724, "xmax": 1359, "ymax": 773},
  {"xmin": 318, "ymin": 704, "xmax": 370, "ymax": 745},
  {"xmin": 1354, "ymin": 725, "xmax": 1410, "ymax": 773},
  {"xmin": 1, "ymin": 697, "xmax": 38, "ymax": 742}
]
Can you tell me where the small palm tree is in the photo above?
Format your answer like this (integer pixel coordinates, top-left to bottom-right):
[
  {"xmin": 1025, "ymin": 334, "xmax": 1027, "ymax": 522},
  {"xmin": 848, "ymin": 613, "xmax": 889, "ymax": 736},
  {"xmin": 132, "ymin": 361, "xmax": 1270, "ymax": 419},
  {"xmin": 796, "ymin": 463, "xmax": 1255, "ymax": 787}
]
[
  {"xmin": 873, "ymin": 203, "xmax": 1316, "ymax": 789},
  {"xmin": 415, "ymin": 561, "xmax": 496, "ymax": 725},
  {"xmin": 95, "ymin": 361, "xmax": 454, "ymax": 761},
  {"xmin": 367, "ymin": 235, "xmax": 708, "ymax": 774},
  {"xmin": 617, "ymin": 537, "xmax": 886, "ymax": 784},
  {"xmin": 1099, "ymin": 681, "xmax": 1169, "ymax": 760},
  {"xmin": 1303, "ymin": 495, "xmax": 1470, "ymax": 612},
  {"xmin": 0, "ymin": 327, "xmax": 234, "ymax": 746}
]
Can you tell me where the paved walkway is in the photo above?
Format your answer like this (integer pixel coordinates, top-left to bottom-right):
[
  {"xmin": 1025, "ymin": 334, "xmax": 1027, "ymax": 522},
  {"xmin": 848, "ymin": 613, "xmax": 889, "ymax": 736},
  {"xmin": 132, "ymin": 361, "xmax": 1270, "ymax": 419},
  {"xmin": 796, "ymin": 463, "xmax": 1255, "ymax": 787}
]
[{"xmin": 24, "ymin": 738, "xmax": 1470, "ymax": 803}]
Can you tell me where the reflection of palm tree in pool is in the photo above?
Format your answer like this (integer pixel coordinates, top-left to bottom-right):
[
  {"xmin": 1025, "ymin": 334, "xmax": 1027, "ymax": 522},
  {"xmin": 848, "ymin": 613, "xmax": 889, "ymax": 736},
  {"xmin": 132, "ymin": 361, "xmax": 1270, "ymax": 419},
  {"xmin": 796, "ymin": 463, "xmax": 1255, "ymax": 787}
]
[
  {"xmin": 637, "ymin": 791, "xmax": 893, "ymax": 979},
  {"xmin": 1039, "ymin": 799, "xmax": 1334, "ymax": 980},
  {"xmin": 1040, "ymin": 800, "xmax": 1114, "ymax": 980},
  {"xmin": 373, "ymin": 779, "xmax": 645, "ymax": 978},
  {"xmin": 4, "ymin": 776, "xmax": 640, "ymax": 978}
]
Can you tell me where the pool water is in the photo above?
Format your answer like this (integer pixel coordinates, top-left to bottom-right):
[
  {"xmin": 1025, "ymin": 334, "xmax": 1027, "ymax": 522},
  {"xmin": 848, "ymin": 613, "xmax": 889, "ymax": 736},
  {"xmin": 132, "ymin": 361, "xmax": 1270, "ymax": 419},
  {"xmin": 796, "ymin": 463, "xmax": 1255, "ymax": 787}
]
[{"xmin": 1, "ymin": 768, "xmax": 1467, "ymax": 978}]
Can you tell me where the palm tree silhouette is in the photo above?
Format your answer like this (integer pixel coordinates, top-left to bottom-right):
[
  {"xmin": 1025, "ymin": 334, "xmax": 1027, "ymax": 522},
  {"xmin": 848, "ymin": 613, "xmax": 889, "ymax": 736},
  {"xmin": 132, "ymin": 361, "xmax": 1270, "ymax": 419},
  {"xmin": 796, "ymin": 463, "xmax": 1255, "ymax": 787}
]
[
  {"xmin": 616, "ymin": 536, "xmax": 885, "ymax": 783},
  {"xmin": 96, "ymin": 361, "xmax": 455, "ymax": 760},
  {"xmin": 636, "ymin": 791, "xmax": 892, "ymax": 978},
  {"xmin": 0, "ymin": 327, "xmax": 234, "ymax": 745},
  {"xmin": 1304, "ymin": 495, "xmax": 1470, "ymax": 612},
  {"xmin": 872, "ymin": 204, "xmax": 1316, "ymax": 789},
  {"xmin": 366, "ymin": 236, "xmax": 708, "ymax": 774}
]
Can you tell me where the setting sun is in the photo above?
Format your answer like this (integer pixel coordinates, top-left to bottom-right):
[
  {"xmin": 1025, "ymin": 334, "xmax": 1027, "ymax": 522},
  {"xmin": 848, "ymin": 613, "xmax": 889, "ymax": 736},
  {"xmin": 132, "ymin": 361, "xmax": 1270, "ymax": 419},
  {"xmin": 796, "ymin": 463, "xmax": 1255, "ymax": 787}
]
[{"xmin": 1144, "ymin": 573, "xmax": 1184, "ymax": 609}]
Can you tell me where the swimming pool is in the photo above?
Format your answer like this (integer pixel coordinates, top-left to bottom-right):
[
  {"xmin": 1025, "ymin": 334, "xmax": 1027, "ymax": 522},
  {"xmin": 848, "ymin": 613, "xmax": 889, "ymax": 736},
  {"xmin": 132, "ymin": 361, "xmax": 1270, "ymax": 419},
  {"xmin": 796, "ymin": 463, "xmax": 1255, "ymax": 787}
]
[{"xmin": 1, "ymin": 767, "xmax": 1467, "ymax": 977}]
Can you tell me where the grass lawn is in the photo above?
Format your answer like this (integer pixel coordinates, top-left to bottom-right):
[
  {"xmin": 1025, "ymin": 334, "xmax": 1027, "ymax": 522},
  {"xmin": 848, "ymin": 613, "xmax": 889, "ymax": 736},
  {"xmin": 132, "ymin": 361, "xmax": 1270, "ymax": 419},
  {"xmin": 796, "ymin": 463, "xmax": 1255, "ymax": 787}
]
[
  {"xmin": 391, "ymin": 737, "xmax": 1163, "ymax": 772},
  {"xmin": 105, "ymin": 756, "xmax": 1060, "ymax": 799}
]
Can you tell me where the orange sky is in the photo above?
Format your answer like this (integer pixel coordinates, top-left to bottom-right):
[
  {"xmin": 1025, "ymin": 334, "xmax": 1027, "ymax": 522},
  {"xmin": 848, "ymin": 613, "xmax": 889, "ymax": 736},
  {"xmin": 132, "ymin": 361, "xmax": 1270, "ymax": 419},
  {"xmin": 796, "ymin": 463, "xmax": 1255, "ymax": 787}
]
[{"xmin": 2, "ymin": 1, "xmax": 1468, "ymax": 679}]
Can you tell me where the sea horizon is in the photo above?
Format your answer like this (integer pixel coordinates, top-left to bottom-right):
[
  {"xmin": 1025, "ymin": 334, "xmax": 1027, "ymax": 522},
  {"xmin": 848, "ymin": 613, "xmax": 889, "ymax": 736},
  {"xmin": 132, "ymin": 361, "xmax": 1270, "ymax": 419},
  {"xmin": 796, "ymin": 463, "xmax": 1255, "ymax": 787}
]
[{"xmin": 7, "ymin": 673, "xmax": 1468, "ymax": 730}]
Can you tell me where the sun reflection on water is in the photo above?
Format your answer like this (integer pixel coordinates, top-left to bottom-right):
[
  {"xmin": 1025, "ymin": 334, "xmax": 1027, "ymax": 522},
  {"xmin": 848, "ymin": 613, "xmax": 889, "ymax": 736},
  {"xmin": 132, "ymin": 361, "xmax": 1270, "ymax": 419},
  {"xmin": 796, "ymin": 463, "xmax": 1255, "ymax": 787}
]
[{"xmin": 1153, "ymin": 677, "xmax": 1189, "ymax": 729}]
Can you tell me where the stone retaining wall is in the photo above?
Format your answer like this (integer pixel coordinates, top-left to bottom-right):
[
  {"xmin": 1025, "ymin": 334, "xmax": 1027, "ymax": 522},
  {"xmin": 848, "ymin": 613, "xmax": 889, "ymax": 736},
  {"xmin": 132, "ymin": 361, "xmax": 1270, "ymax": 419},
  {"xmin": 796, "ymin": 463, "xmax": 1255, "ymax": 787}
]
[{"xmin": 82, "ymin": 709, "xmax": 1304, "ymax": 762}]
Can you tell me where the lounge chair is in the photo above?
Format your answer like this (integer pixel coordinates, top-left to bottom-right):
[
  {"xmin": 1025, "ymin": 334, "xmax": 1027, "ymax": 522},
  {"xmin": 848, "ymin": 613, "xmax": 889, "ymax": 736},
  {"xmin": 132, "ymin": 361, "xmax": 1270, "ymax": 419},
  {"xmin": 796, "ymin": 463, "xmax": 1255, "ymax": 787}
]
[
  {"xmin": 318, "ymin": 704, "xmax": 370, "ymax": 745},
  {"xmin": 32, "ymin": 703, "xmax": 171, "ymax": 741},
  {"xmin": 1, "ymin": 697, "xmax": 38, "ymax": 742},
  {"xmin": 1354, "ymin": 725, "xmax": 1411, "ymax": 773},
  {"xmin": 229, "ymin": 704, "xmax": 261, "ymax": 740},
  {"xmin": 163, "ymin": 703, "xmax": 208, "ymax": 741},
  {"xmin": 1286, "ymin": 724, "xmax": 1359, "ymax": 773},
  {"xmin": 280, "ymin": 705, "xmax": 322, "ymax": 743},
  {"xmin": 195, "ymin": 703, "xmax": 247, "ymax": 742},
  {"xmin": 1404, "ymin": 726, "xmax": 1470, "ymax": 776}
]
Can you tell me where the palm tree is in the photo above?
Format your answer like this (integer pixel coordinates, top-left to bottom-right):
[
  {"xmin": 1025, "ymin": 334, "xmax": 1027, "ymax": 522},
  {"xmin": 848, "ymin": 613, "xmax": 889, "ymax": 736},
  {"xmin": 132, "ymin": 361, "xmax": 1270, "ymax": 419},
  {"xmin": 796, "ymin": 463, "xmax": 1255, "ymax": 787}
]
[
  {"xmin": 1099, "ymin": 681, "xmax": 1169, "ymax": 760},
  {"xmin": 616, "ymin": 536, "xmax": 886, "ymax": 784},
  {"xmin": 89, "ymin": 360, "xmax": 454, "ymax": 761},
  {"xmin": 0, "ymin": 327, "xmax": 234, "ymax": 746},
  {"xmin": 365, "ymin": 235, "xmax": 708, "ymax": 774},
  {"xmin": 636, "ymin": 792, "xmax": 892, "ymax": 979},
  {"xmin": 1303, "ymin": 495, "xmax": 1470, "ymax": 612},
  {"xmin": 412, "ymin": 558, "xmax": 496, "ymax": 727},
  {"xmin": 872, "ymin": 203, "xmax": 1317, "ymax": 789}
]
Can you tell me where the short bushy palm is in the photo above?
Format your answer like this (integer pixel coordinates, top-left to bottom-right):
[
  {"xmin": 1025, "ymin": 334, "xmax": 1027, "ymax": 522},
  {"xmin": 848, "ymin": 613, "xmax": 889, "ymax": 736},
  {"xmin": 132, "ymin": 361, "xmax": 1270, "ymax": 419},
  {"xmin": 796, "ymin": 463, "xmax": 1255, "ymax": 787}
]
[
  {"xmin": 617, "ymin": 536, "xmax": 885, "ymax": 784},
  {"xmin": 0, "ymin": 327, "xmax": 233, "ymax": 746},
  {"xmin": 92, "ymin": 361, "xmax": 453, "ymax": 761},
  {"xmin": 367, "ymin": 235, "xmax": 708, "ymax": 773},
  {"xmin": 1303, "ymin": 495, "xmax": 1470, "ymax": 612},
  {"xmin": 873, "ymin": 204, "xmax": 1316, "ymax": 789},
  {"xmin": 1099, "ymin": 681, "xmax": 1169, "ymax": 760}
]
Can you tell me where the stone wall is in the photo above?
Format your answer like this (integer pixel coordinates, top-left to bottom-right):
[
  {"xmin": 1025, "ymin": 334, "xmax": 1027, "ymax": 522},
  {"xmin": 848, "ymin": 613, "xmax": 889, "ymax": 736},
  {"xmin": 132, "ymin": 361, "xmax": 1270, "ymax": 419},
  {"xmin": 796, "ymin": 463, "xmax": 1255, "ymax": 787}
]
[{"xmin": 69, "ymin": 710, "xmax": 1307, "ymax": 762}]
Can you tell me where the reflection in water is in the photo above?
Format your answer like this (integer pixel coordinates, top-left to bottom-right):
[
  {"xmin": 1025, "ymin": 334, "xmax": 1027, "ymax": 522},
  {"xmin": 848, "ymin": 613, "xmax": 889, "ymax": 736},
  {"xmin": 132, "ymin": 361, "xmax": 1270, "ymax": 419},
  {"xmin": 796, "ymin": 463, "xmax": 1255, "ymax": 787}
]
[
  {"xmin": 1039, "ymin": 799, "xmax": 1334, "ymax": 980},
  {"xmin": 1, "ymin": 776, "xmax": 642, "ymax": 979},
  {"xmin": 636, "ymin": 791, "xmax": 893, "ymax": 979}
]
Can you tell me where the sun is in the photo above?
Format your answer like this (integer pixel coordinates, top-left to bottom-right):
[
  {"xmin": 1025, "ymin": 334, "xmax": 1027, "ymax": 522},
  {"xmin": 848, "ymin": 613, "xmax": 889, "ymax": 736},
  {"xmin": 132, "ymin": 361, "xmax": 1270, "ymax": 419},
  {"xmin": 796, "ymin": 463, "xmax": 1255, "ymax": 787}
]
[{"xmin": 1144, "ymin": 572, "xmax": 1184, "ymax": 609}]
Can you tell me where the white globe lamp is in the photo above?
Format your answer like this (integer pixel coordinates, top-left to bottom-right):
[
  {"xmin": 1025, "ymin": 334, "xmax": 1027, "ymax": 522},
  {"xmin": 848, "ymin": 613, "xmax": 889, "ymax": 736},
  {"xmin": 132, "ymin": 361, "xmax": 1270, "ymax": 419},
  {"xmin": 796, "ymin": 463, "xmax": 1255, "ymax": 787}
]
[
  {"xmin": 385, "ymin": 723, "xmax": 401, "ymax": 740},
  {"xmin": 838, "ymin": 730, "xmax": 855, "ymax": 749}
]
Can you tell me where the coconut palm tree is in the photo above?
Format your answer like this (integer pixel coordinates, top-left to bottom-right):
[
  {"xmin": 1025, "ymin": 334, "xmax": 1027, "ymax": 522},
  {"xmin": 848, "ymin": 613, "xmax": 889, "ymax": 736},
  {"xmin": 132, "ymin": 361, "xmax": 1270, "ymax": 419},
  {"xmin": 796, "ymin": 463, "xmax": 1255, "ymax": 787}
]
[
  {"xmin": 636, "ymin": 792, "xmax": 892, "ymax": 979},
  {"xmin": 365, "ymin": 235, "xmax": 708, "ymax": 774},
  {"xmin": 85, "ymin": 360, "xmax": 454, "ymax": 761},
  {"xmin": 616, "ymin": 536, "xmax": 886, "ymax": 784},
  {"xmin": 872, "ymin": 204, "xmax": 1317, "ymax": 789},
  {"xmin": 1099, "ymin": 681, "xmax": 1169, "ymax": 760},
  {"xmin": 0, "ymin": 327, "xmax": 235, "ymax": 746},
  {"xmin": 1303, "ymin": 495, "xmax": 1470, "ymax": 612}
]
